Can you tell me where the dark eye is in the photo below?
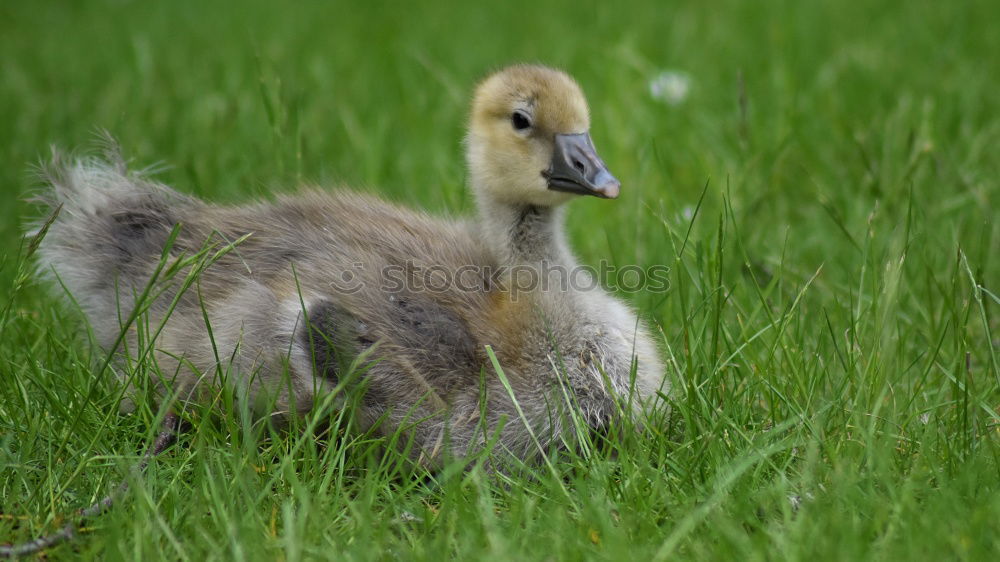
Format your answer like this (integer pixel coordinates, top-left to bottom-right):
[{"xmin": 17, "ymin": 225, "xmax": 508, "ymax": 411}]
[{"xmin": 511, "ymin": 110, "xmax": 532, "ymax": 131}]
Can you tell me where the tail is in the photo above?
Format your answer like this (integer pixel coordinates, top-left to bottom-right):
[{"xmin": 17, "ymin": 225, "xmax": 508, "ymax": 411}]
[{"xmin": 31, "ymin": 138, "xmax": 194, "ymax": 343}]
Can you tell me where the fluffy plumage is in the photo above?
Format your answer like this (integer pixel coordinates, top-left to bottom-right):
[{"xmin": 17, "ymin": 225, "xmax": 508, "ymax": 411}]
[{"xmin": 34, "ymin": 65, "xmax": 667, "ymax": 469}]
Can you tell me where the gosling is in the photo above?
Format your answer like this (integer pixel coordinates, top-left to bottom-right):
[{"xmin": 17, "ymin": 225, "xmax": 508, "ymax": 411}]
[{"xmin": 35, "ymin": 64, "xmax": 667, "ymax": 469}]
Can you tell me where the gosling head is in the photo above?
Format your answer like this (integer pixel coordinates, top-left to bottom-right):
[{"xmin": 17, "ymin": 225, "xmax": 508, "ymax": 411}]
[{"xmin": 466, "ymin": 64, "xmax": 620, "ymax": 208}]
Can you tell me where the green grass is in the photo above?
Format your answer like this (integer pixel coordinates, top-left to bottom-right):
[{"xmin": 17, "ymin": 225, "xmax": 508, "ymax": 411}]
[{"xmin": 2, "ymin": 0, "xmax": 999, "ymax": 559}]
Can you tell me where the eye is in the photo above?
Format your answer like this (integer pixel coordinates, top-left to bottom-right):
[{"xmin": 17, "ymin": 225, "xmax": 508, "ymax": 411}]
[{"xmin": 511, "ymin": 110, "xmax": 532, "ymax": 131}]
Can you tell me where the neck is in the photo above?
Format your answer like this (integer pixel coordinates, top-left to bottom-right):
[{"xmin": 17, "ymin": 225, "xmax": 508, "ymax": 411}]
[{"xmin": 476, "ymin": 195, "xmax": 574, "ymax": 266}]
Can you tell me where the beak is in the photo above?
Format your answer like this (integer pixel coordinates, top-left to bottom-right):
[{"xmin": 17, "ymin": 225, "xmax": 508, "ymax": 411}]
[{"xmin": 543, "ymin": 132, "xmax": 620, "ymax": 199}]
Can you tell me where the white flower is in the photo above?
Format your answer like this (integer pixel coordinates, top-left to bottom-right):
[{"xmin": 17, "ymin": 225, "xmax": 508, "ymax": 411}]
[{"xmin": 649, "ymin": 70, "xmax": 692, "ymax": 105}]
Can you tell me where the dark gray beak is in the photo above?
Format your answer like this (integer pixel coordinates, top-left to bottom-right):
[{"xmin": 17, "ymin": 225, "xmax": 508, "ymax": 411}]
[{"xmin": 543, "ymin": 132, "xmax": 620, "ymax": 199}]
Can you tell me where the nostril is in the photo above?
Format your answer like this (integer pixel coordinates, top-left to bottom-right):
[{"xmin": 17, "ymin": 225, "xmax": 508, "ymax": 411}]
[{"xmin": 572, "ymin": 159, "xmax": 586, "ymax": 174}]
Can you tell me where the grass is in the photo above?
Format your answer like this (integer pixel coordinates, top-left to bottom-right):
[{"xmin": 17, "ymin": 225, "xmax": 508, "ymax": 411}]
[{"xmin": 1, "ymin": 0, "xmax": 998, "ymax": 559}]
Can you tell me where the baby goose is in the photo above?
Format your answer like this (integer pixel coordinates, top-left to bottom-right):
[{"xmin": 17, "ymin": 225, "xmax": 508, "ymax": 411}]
[{"xmin": 35, "ymin": 64, "xmax": 666, "ymax": 469}]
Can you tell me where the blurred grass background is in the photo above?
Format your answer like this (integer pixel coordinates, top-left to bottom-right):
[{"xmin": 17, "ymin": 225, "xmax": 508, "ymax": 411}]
[{"xmin": 1, "ymin": 0, "xmax": 998, "ymax": 559}]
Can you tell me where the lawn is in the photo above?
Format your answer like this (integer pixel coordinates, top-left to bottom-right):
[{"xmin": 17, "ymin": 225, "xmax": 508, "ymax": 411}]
[{"xmin": 1, "ymin": 0, "xmax": 998, "ymax": 559}]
